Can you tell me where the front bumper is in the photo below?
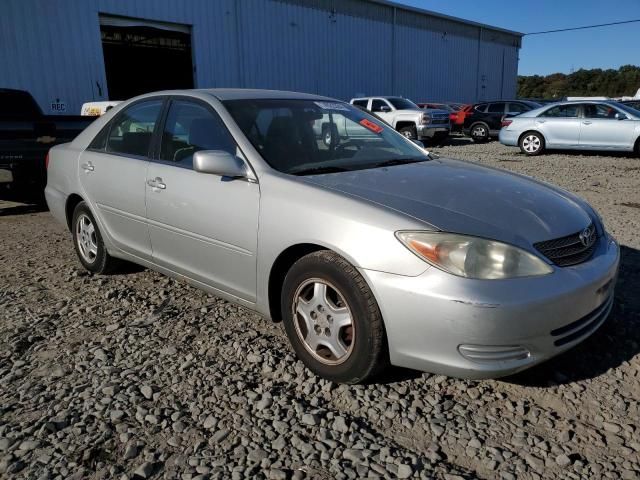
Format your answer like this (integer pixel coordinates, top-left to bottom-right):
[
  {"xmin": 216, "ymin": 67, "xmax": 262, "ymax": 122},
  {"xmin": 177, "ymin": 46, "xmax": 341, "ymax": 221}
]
[
  {"xmin": 498, "ymin": 128, "xmax": 519, "ymax": 146},
  {"xmin": 417, "ymin": 124, "xmax": 450, "ymax": 139},
  {"xmin": 361, "ymin": 234, "xmax": 620, "ymax": 379}
]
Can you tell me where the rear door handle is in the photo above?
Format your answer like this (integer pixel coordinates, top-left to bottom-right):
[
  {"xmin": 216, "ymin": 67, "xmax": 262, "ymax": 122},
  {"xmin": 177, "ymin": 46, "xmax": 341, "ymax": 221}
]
[
  {"xmin": 81, "ymin": 161, "xmax": 94, "ymax": 172},
  {"xmin": 582, "ymin": 121, "xmax": 592, "ymax": 125},
  {"xmin": 147, "ymin": 177, "xmax": 166, "ymax": 190}
]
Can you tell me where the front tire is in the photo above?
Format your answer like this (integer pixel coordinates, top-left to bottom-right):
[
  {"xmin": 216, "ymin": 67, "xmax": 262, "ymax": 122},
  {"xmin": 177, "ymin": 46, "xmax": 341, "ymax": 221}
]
[
  {"xmin": 72, "ymin": 202, "xmax": 118, "ymax": 274},
  {"xmin": 399, "ymin": 125, "xmax": 417, "ymax": 140},
  {"xmin": 470, "ymin": 123, "xmax": 490, "ymax": 142},
  {"xmin": 519, "ymin": 132, "xmax": 545, "ymax": 156},
  {"xmin": 281, "ymin": 251, "xmax": 388, "ymax": 384}
]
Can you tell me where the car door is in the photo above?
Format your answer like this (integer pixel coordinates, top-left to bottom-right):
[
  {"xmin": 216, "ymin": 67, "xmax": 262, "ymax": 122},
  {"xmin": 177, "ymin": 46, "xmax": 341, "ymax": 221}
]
[
  {"xmin": 145, "ymin": 97, "xmax": 260, "ymax": 302},
  {"xmin": 580, "ymin": 103, "xmax": 636, "ymax": 150},
  {"xmin": 533, "ymin": 104, "xmax": 581, "ymax": 147},
  {"xmin": 79, "ymin": 98, "xmax": 164, "ymax": 259},
  {"xmin": 485, "ymin": 102, "xmax": 506, "ymax": 133}
]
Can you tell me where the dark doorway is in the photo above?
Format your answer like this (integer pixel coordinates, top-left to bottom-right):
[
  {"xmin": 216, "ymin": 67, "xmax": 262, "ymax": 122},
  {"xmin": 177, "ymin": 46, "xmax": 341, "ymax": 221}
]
[{"xmin": 100, "ymin": 22, "xmax": 194, "ymax": 100}]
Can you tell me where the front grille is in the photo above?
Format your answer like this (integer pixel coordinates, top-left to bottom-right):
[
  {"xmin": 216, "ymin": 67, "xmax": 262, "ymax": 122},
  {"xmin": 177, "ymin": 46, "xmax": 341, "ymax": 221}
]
[
  {"xmin": 534, "ymin": 223, "xmax": 597, "ymax": 266},
  {"xmin": 550, "ymin": 294, "xmax": 613, "ymax": 347},
  {"xmin": 431, "ymin": 118, "xmax": 449, "ymax": 125}
]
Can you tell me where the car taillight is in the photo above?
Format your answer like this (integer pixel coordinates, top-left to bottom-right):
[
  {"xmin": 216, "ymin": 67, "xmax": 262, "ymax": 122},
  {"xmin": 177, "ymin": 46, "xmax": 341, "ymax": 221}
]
[
  {"xmin": 45, "ymin": 152, "xmax": 50, "ymax": 169},
  {"xmin": 501, "ymin": 119, "xmax": 513, "ymax": 128}
]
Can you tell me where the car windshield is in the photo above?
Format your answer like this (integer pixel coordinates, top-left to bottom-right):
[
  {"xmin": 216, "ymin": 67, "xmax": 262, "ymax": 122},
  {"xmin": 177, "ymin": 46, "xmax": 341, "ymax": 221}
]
[
  {"xmin": 613, "ymin": 102, "xmax": 640, "ymax": 117},
  {"xmin": 223, "ymin": 99, "xmax": 429, "ymax": 175},
  {"xmin": 388, "ymin": 97, "xmax": 418, "ymax": 110}
]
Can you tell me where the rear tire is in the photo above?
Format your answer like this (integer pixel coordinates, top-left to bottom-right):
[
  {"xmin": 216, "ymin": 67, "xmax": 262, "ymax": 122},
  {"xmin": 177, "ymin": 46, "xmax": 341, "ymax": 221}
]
[
  {"xmin": 470, "ymin": 123, "xmax": 490, "ymax": 142},
  {"xmin": 399, "ymin": 125, "xmax": 417, "ymax": 140},
  {"xmin": 519, "ymin": 131, "xmax": 545, "ymax": 156},
  {"xmin": 281, "ymin": 250, "xmax": 388, "ymax": 384},
  {"xmin": 634, "ymin": 137, "xmax": 640, "ymax": 158},
  {"xmin": 72, "ymin": 202, "xmax": 119, "ymax": 274}
]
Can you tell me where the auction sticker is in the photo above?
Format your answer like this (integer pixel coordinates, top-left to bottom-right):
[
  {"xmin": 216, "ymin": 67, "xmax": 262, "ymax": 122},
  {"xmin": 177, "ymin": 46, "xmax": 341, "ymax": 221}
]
[
  {"xmin": 359, "ymin": 119, "xmax": 383, "ymax": 134},
  {"xmin": 314, "ymin": 101, "xmax": 350, "ymax": 111}
]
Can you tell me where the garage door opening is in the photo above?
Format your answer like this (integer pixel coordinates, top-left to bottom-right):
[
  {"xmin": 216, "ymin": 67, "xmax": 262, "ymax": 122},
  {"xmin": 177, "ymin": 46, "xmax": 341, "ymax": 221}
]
[{"xmin": 100, "ymin": 16, "xmax": 194, "ymax": 100}]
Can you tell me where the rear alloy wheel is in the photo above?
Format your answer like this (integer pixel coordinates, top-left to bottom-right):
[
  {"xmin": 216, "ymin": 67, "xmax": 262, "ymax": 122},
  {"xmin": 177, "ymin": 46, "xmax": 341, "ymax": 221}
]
[
  {"xmin": 281, "ymin": 250, "xmax": 388, "ymax": 384},
  {"xmin": 470, "ymin": 123, "xmax": 489, "ymax": 142},
  {"xmin": 519, "ymin": 132, "xmax": 545, "ymax": 156},
  {"xmin": 72, "ymin": 201, "xmax": 119, "ymax": 274},
  {"xmin": 399, "ymin": 125, "xmax": 417, "ymax": 140}
]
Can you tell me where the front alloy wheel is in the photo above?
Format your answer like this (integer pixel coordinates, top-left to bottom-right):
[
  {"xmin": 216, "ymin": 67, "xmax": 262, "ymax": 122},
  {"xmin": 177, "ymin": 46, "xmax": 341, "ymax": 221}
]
[{"xmin": 293, "ymin": 278, "xmax": 354, "ymax": 365}]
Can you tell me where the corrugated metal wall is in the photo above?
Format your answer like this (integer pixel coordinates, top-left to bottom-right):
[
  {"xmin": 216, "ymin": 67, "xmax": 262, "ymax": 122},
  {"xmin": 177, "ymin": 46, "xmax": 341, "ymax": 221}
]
[{"xmin": 0, "ymin": 0, "xmax": 521, "ymax": 114}]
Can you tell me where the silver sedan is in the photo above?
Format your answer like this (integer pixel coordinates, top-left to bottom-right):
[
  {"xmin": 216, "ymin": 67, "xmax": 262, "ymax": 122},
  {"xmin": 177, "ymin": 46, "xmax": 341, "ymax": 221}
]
[
  {"xmin": 500, "ymin": 101, "xmax": 640, "ymax": 156},
  {"xmin": 45, "ymin": 89, "xmax": 619, "ymax": 384}
]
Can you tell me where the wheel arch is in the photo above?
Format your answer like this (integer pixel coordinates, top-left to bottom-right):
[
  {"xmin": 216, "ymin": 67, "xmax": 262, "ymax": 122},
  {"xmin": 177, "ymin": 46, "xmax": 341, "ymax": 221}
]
[
  {"xmin": 518, "ymin": 129, "xmax": 546, "ymax": 146},
  {"xmin": 395, "ymin": 121, "xmax": 416, "ymax": 131},
  {"xmin": 65, "ymin": 193, "xmax": 85, "ymax": 231},
  {"xmin": 268, "ymin": 243, "xmax": 328, "ymax": 322}
]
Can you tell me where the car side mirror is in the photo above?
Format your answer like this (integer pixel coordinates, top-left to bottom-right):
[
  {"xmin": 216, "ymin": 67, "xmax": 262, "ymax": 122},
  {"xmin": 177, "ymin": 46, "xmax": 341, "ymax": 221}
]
[
  {"xmin": 193, "ymin": 150, "xmax": 247, "ymax": 178},
  {"xmin": 615, "ymin": 113, "xmax": 627, "ymax": 120},
  {"xmin": 379, "ymin": 105, "xmax": 391, "ymax": 112}
]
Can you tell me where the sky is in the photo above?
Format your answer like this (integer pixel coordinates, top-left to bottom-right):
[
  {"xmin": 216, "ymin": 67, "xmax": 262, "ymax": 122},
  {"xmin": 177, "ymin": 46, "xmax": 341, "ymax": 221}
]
[{"xmin": 396, "ymin": 0, "xmax": 640, "ymax": 76}]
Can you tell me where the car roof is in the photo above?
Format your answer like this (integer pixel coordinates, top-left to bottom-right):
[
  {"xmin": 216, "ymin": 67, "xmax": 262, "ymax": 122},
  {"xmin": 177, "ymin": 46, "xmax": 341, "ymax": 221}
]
[{"xmin": 131, "ymin": 88, "xmax": 338, "ymax": 102}]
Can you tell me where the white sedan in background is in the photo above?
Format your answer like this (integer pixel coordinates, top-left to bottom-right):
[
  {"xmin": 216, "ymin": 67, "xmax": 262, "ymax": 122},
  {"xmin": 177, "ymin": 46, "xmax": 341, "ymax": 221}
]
[{"xmin": 499, "ymin": 101, "xmax": 640, "ymax": 156}]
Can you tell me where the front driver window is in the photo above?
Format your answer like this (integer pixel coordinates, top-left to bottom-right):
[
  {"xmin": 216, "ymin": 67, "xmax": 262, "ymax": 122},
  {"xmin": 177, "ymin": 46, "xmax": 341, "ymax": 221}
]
[
  {"xmin": 106, "ymin": 100, "xmax": 163, "ymax": 157},
  {"xmin": 160, "ymin": 100, "xmax": 239, "ymax": 168},
  {"xmin": 584, "ymin": 104, "xmax": 618, "ymax": 120}
]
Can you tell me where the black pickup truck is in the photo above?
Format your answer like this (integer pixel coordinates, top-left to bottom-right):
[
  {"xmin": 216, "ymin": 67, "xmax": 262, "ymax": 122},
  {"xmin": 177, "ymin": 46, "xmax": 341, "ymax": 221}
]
[{"xmin": 0, "ymin": 88, "xmax": 94, "ymax": 200}]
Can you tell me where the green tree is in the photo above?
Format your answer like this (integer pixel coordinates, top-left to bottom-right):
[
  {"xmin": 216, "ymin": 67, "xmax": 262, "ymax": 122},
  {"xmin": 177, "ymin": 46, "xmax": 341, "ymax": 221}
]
[{"xmin": 517, "ymin": 65, "xmax": 640, "ymax": 99}]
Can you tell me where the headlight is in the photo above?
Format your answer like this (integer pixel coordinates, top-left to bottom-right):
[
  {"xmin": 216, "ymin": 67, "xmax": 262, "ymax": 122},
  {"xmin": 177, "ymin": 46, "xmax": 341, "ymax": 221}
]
[
  {"xmin": 420, "ymin": 113, "xmax": 430, "ymax": 125},
  {"xmin": 396, "ymin": 231, "xmax": 553, "ymax": 279}
]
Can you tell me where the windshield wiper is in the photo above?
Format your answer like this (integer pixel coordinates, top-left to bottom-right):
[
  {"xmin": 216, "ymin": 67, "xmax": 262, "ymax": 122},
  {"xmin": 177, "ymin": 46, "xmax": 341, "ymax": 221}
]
[
  {"xmin": 291, "ymin": 166, "xmax": 351, "ymax": 176},
  {"xmin": 373, "ymin": 157, "xmax": 429, "ymax": 168}
]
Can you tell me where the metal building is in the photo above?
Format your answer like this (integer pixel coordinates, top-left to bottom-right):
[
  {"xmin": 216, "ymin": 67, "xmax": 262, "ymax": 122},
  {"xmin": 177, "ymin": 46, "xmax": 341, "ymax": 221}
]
[{"xmin": 0, "ymin": 0, "xmax": 522, "ymax": 115}]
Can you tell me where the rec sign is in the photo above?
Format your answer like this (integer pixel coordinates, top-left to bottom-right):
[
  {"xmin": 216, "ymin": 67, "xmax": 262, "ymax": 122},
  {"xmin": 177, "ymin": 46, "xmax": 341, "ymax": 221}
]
[{"xmin": 50, "ymin": 99, "xmax": 67, "ymax": 113}]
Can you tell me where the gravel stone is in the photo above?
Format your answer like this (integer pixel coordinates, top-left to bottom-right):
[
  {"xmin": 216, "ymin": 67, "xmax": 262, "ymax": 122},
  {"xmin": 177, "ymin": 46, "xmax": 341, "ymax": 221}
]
[{"xmin": 1, "ymin": 142, "xmax": 639, "ymax": 480}]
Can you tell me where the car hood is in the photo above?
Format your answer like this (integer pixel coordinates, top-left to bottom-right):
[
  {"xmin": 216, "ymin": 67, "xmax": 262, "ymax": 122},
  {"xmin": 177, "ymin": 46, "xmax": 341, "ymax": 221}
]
[{"xmin": 303, "ymin": 158, "xmax": 593, "ymax": 252}]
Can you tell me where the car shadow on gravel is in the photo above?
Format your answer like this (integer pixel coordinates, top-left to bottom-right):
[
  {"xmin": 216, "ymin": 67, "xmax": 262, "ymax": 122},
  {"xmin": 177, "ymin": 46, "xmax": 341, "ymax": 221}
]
[{"xmin": 504, "ymin": 244, "xmax": 640, "ymax": 387}]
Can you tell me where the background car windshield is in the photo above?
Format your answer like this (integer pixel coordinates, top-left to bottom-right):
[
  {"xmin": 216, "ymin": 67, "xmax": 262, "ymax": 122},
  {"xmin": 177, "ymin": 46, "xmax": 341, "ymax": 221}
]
[
  {"xmin": 614, "ymin": 102, "xmax": 640, "ymax": 117},
  {"xmin": 223, "ymin": 99, "xmax": 427, "ymax": 174},
  {"xmin": 388, "ymin": 98, "xmax": 418, "ymax": 110}
]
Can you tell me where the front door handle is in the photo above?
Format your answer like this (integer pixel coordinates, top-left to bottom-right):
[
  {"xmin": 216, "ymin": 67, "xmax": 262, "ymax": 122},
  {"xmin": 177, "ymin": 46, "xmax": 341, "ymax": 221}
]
[
  {"xmin": 147, "ymin": 177, "xmax": 166, "ymax": 190},
  {"xmin": 536, "ymin": 119, "xmax": 546, "ymax": 124},
  {"xmin": 81, "ymin": 161, "xmax": 94, "ymax": 172},
  {"xmin": 582, "ymin": 121, "xmax": 592, "ymax": 125}
]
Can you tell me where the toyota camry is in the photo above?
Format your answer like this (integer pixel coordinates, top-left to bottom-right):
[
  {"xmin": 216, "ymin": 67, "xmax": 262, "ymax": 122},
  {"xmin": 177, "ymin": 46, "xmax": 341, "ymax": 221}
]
[{"xmin": 45, "ymin": 89, "xmax": 619, "ymax": 384}]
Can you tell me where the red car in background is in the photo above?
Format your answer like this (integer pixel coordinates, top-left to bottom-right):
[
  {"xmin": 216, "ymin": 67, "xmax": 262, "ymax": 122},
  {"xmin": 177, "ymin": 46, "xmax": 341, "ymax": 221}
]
[{"xmin": 417, "ymin": 102, "xmax": 471, "ymax": 132}]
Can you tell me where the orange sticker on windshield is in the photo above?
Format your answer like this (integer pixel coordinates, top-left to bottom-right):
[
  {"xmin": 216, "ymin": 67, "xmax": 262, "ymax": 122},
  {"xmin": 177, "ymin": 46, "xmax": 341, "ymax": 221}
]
[{"xmin": 359, "ymin": 119, "xmax": 383, "ymax": 134}]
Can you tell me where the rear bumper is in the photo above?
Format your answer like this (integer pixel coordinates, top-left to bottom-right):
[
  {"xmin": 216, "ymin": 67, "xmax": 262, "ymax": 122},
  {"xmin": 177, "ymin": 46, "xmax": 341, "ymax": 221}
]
[
  {"xmin": 499, "ymin": 128, "xmax": 519, "ymax": 146},
  {"xmin": 361, "ymin": 234, "xmax": 620, "ymax": 379},
  {"xmin": 44, "ymin": 184, "xmax": 67, "ymax": 227}
]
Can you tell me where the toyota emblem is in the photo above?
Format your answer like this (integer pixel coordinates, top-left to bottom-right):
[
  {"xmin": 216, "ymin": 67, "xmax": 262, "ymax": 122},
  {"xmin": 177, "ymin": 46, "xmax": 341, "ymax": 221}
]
[{"xmin": 579, "ymin": 226, "xmax": 595, "ymax": 247}]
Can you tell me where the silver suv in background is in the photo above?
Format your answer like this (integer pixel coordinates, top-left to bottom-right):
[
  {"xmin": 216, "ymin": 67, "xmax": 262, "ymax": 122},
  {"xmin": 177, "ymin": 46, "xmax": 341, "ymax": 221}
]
[
  {"xmin": 500, "ymin": 101, "xmax": 640, "ymax": 156},
  {"xmin": 350, "ymin": 96, "xmax": 450, "ymax": 144}
]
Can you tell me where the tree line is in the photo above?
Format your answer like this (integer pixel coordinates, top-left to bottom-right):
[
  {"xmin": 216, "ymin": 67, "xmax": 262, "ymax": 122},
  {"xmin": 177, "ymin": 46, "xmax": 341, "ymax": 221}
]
[{"xmin": 517, "ymin": 65, "xmax": 640, "ymax": 100}]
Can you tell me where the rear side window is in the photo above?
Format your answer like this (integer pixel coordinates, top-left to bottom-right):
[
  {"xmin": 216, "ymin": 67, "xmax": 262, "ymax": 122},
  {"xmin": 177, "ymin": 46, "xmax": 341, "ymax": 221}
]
[
  {"xmin": 507, "ymin": 103, "xmax": 528, "ymax": 114},
  {"xmin": 159, "ymin": 100, "xmax": 238, "ymax": 168},
  {"xmin": 474, "ymin": 103, "xmax": 488, "ymax": 113},
  {"xmin": 352, "ymin": 99, "xmax": 368, "ymax": 108},
  {"xmin": 106, "ymin": 100, "xmax": 163, "ymax": 157},
  {"xmin": 540, "ymin": 105, "xmax": 579, "ymax": 118},
  {"xmin": 487, "ymin": 103, "xmax": 505, "ymax": 113}
]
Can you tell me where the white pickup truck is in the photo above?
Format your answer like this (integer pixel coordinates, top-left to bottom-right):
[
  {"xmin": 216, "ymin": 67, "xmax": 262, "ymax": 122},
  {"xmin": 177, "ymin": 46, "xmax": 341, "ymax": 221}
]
[{"xmin": 349, "ymin": 96, "xmax": 450, "ymax": 144}]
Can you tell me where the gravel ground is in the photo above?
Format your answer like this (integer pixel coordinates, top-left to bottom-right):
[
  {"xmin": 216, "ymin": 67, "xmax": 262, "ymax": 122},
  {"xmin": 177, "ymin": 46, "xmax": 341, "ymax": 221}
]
[{"xmin": 1, "ymin": 141, "xmax": 640, "ymax": 480}]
